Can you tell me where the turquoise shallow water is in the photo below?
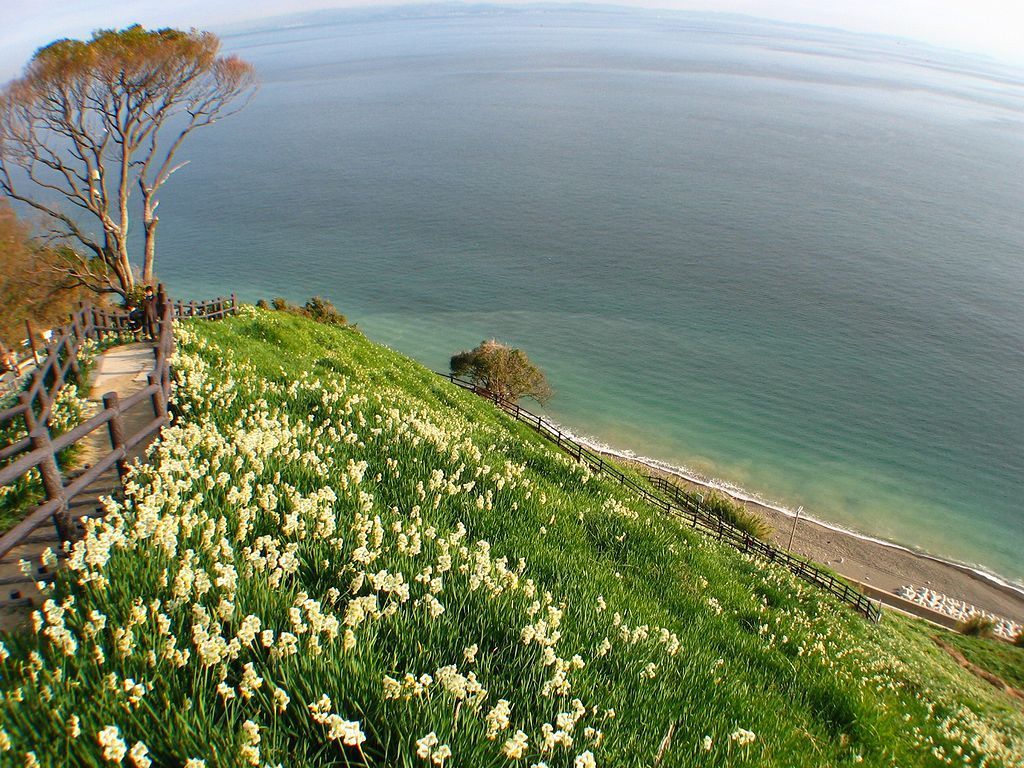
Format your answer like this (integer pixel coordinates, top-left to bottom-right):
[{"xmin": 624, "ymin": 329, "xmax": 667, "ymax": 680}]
[{"xmin": 152, "ymin": 8, "xmax": 1024, "ymax": 585}]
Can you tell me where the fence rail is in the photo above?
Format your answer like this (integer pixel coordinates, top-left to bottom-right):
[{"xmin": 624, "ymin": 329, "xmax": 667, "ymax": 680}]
[
  {"xmin": 441, "ymin": 374, "xmax": 882, "ymax": 623},
  {"xmin": 0, "ymin": 291, "xmax": 237, "ymax": 562}
]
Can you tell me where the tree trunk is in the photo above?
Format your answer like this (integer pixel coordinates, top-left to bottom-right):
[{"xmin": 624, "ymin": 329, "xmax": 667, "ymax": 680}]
[
  {"xmin": 106, "ymin": 242, "xmax": 134, "ymax": 298},
  {"xmin": 142, "ymin": 197, "xmax": 157, "ymax": 285}
]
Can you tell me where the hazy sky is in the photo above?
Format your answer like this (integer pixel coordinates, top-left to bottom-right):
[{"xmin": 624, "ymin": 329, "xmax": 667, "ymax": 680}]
[{"xmin": 2, "ymin": 0, "xmax": 1023, "ymax": 78}]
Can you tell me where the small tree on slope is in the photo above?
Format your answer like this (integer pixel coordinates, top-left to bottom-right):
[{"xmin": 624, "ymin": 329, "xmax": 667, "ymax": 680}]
[{"xmin": 450, "ymin": 339, "xmax": 553, "ymax": 405}]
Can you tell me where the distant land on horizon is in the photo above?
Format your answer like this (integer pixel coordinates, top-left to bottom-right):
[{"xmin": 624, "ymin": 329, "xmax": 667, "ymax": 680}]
[
  {"xmin": 216, "ymin": 2, "xmax": 1024, "ymax": 72},
  {"xmin": 6, "ymin": 0, "xmax": 1024, "ymax": 80}
]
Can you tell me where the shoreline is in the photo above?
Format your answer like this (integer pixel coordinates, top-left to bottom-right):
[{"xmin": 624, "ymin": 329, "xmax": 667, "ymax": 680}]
[{"xmin": 562, "ymin": 430, "xmax": 1024, "ymax": 625}]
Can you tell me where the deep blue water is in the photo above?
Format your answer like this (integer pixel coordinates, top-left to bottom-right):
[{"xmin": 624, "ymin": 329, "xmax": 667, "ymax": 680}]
[{"xmin": 152, "ymin": 8, "xmax": 1024, "ymax": 584}]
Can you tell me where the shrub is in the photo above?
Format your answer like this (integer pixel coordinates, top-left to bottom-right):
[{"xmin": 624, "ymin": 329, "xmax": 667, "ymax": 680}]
[
  {"xmin": 702, "ymin": 491, "xmax": 773, "ymax": 541},
  {"xmin": 1014, "ymin": 630, "xmax": 1024, "ymax": 647},
  {"xmin": 264, "ymin": 296, "xmax": 348, "ymax": 327},
  {"xmin": 958, "ymin": 614, "xmax": 996, "ymax": 638},
  {"xmin": 303, "ymin": 296, "xmax": 346, "ymax": 325},
  {"xmin": 123, "ymin": 285, "xmax": 148, "ymax": 308},
  {"xmin": 450, "ymin": 339, "xmax": 553, "ymax": 405},
  {"xmin": 256, "ymin": 298, "xmax": 270, "ymax": 309}
]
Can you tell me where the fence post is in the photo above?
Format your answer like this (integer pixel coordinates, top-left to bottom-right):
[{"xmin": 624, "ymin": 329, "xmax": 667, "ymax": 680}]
[
  {"xmin": 102, "ymin": 392, "xmax": 130, "ymax": 483},
  {"xmin": 18, "ymin": 391, "xmax": 36, "ymax": 433},
  {"xmin": 29, "ymin": 427, "xmax": 74, "ymax": 544},
  {"xmin": 44, "ymin": 340, "xmax": 57, "ymax": 385},
  {"xmin": 162, "ymin": 359, "xmax": 172, "ymax": 408},
  {"xmin": 37, "ymin": 359, "xmax": 54, "ymax": 419},
  {"xmin": 148, "ymin": 372, "xmax": 166, "ymax": 418},
  {"xmin": 231, "ymin": 293, "xmax": 237, "ymax": 314},
  {"xmin": 25, "ymin": 320, "xmax": 39, "ymax": 364},
  {"xmin": 66, "ymin": 333, "xmax": 81, "ymax": 384},
  {"xmin": 166, "ymin": 303, "xmax": 176, "ymax": 357}
]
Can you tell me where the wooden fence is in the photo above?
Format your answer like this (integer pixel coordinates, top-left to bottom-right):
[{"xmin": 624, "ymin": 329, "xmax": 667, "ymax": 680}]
[
  {"xmin": 442, "ymin": 374, "xmax": 883, "ymax": 623},
  {"xmin": 0, "ymin": 293, "xmax": 237, "ymax": 562}
]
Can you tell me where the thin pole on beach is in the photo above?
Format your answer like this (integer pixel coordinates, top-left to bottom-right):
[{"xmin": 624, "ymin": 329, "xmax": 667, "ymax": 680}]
[{"xmin": 786, "ymin": 506, "xmax": 803, "ymax": 553}]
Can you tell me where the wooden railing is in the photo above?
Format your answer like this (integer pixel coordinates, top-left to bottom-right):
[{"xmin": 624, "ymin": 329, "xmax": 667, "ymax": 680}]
[
  {"xmin": 442, "ymin": 375, "xmax": 883, "ymax": 623},
  {"xmin": 0, "ymin": 293, "xmax": 238, "ymax": 561},
  {"xmin": 172, "ymin": 296, "xmax": 238, "ymax": 321}
]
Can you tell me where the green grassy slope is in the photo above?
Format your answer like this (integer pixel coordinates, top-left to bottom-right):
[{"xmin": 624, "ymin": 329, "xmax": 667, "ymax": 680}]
[
  {"xmin": 940, "ymin": 631, "xmax": 1024, "ymax": 691},
  {"xmin": 0, "ymin": 307, "xmax": 1021, "ymax": 767}
]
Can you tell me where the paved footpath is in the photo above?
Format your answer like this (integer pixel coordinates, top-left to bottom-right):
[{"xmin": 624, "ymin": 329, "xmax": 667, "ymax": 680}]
[{"xmin": 0, "ymin": 343, "xmax": 159, "ymax": 631}]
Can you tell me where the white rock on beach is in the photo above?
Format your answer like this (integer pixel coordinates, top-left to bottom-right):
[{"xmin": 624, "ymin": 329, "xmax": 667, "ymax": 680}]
[{"xmin": 896, "ymin": 585, "xmax": 1022, "ymax": 640}]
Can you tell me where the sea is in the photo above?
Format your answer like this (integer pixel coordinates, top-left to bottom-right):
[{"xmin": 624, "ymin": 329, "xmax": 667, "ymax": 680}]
[{"xmin": 149, "ymin": 7, "xmax": 1024, "ymax": 587}]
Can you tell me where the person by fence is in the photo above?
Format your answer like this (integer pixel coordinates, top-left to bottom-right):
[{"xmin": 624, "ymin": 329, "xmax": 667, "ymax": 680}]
[
  {"xmin": 126, "ymin": 302, "xmax": 144, "ymax": 341},
  {"xmin": 142, "ymin": 285, "xmax": 159, "ymax": 341}
]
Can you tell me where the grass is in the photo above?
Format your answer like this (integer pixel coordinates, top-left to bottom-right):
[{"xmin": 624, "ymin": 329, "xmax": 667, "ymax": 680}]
[
  {"xmin": 0, "ymin": 306, "xmax": 1021, "ymax": 767},
  {"xmin": 939, "ymin": 631, "xmax": 1024, "ymax": 691}
]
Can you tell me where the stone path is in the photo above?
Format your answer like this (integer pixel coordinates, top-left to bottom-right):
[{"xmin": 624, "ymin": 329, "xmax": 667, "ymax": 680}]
[{"xmin": 0, "ymin": 343, "xmax": 159, "ymax": 631}]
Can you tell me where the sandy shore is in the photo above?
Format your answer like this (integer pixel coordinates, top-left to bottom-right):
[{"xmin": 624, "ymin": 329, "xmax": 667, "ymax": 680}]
[{"xmin": 608, "ymin": 456, "xmax": 1024, "ymax": 626}]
